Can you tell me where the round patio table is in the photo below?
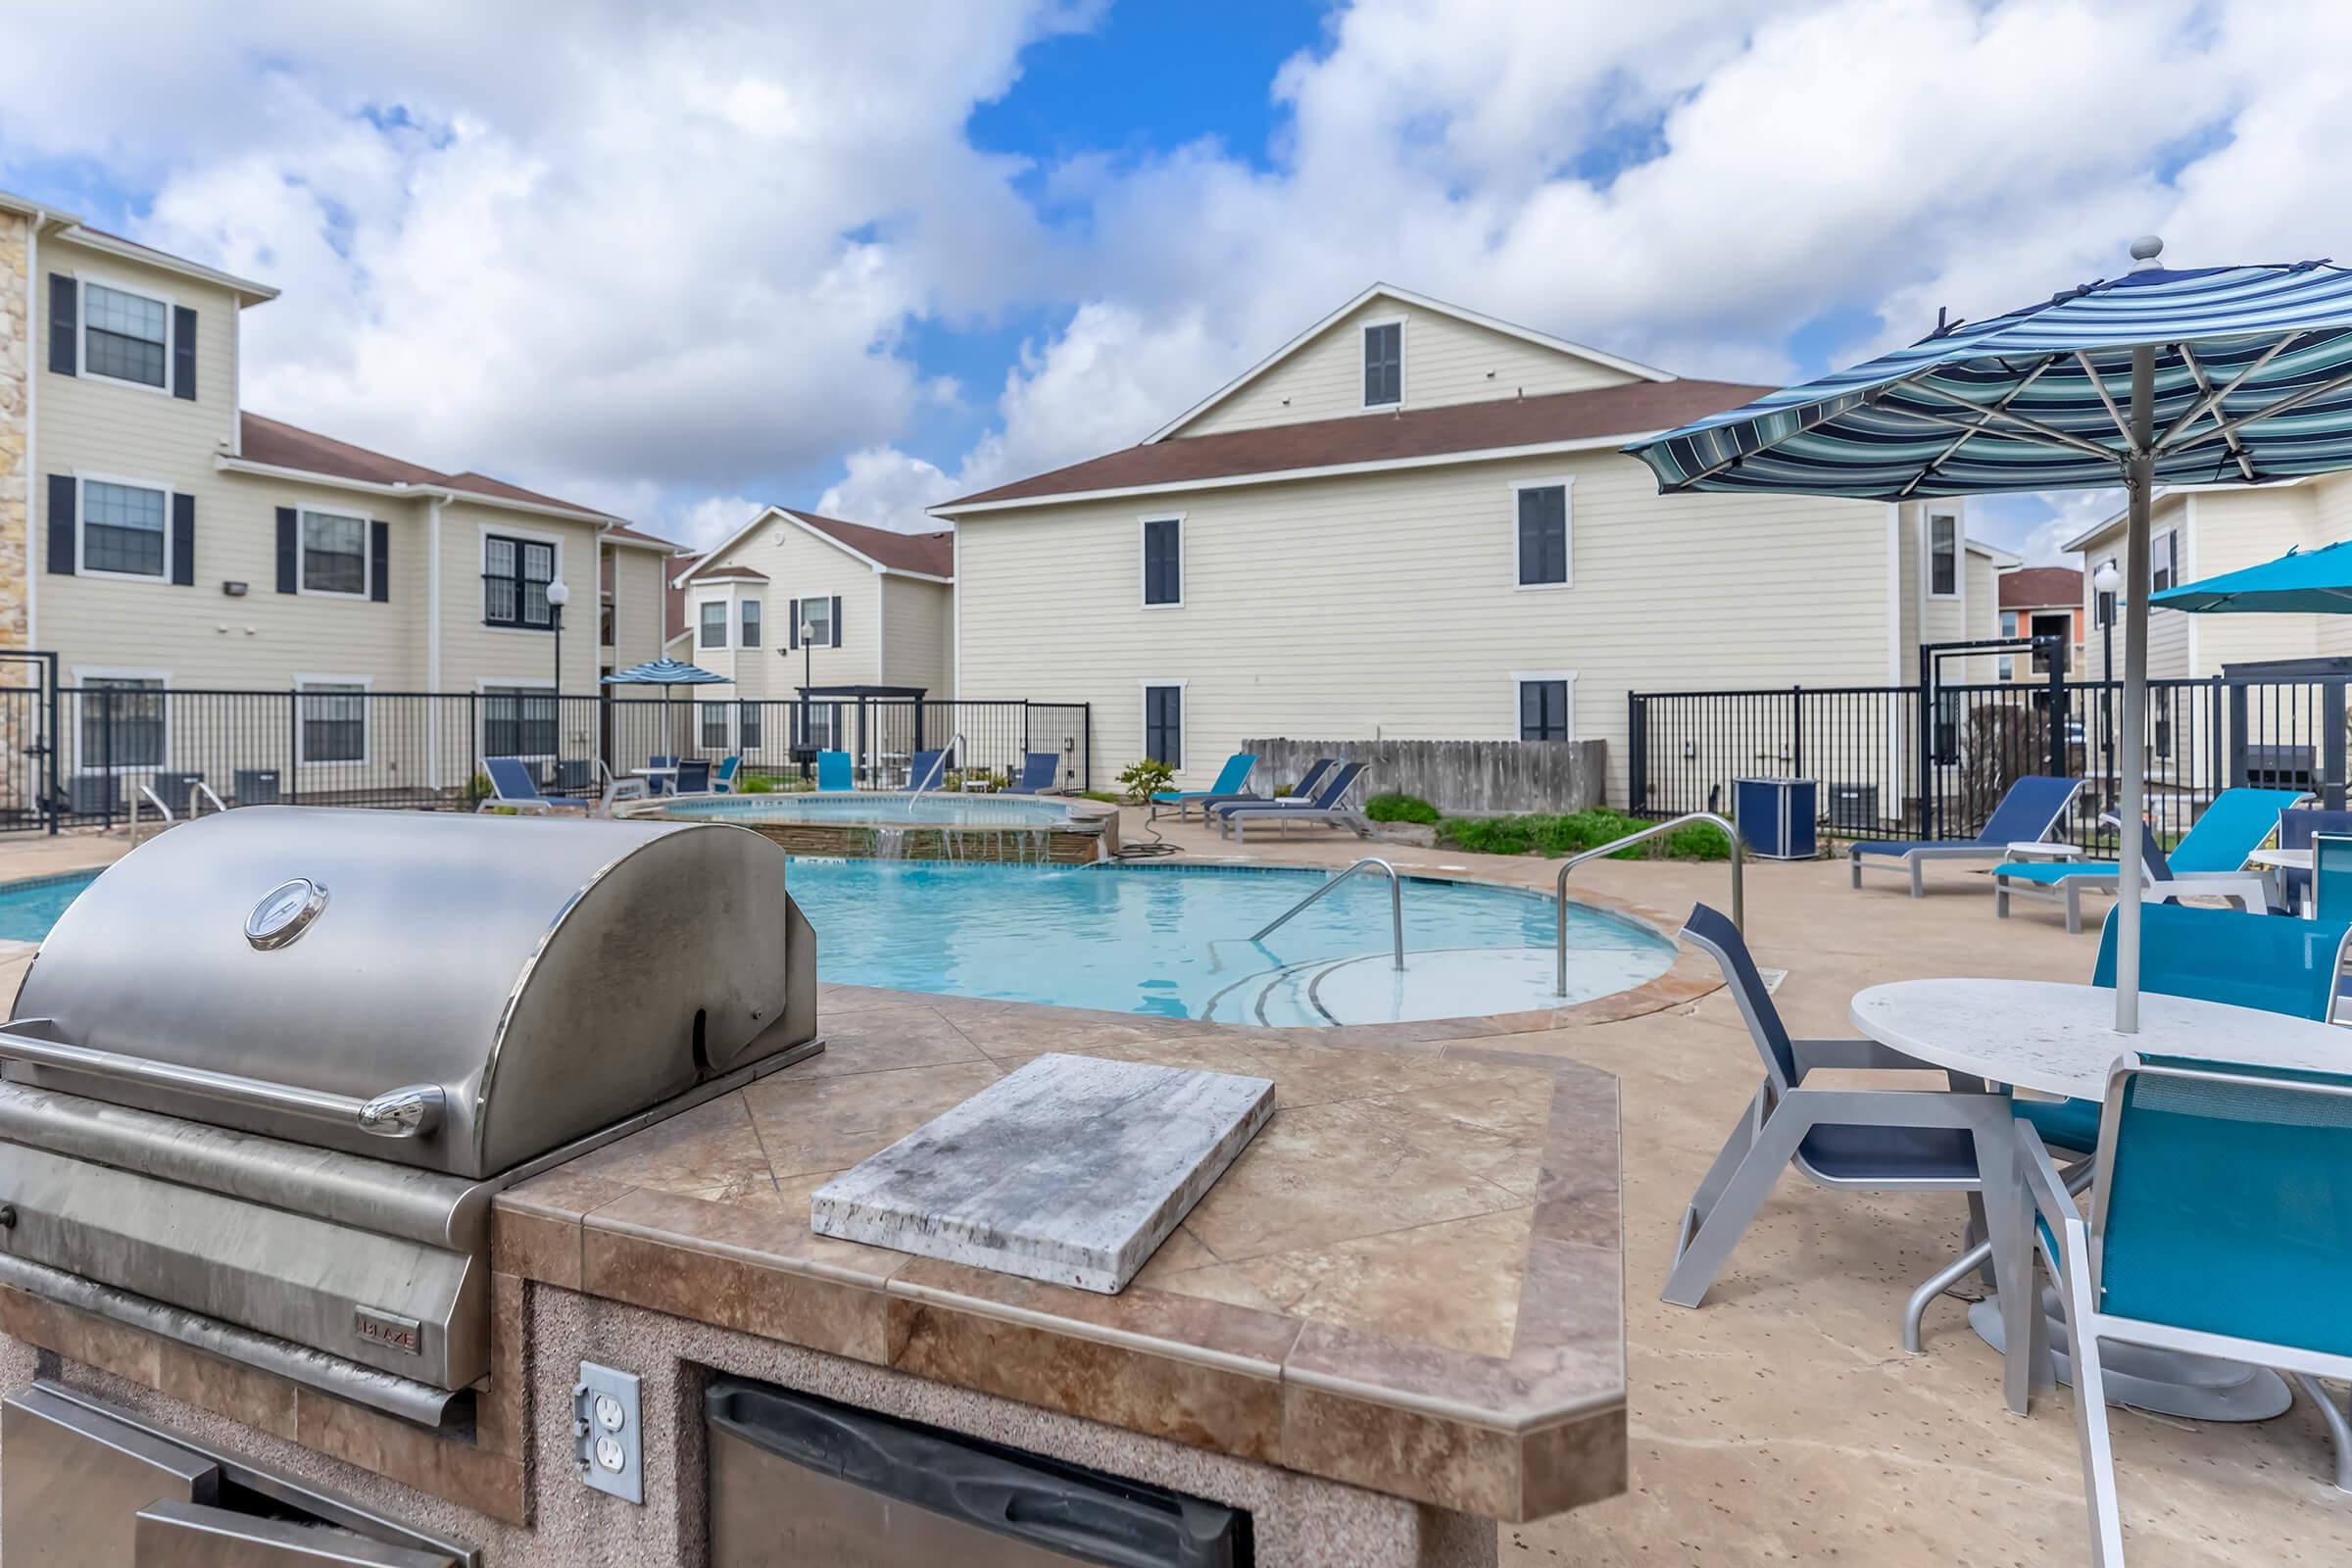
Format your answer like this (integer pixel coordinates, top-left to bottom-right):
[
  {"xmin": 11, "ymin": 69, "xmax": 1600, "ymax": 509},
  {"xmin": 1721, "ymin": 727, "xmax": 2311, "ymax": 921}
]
[{"xmin": 1851, "ymin": 977, "xmax": 2350, "ymax": 1420}]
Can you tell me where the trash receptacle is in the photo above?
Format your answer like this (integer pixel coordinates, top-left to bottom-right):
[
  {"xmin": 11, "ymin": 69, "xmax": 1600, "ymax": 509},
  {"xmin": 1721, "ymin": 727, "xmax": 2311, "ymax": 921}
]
[{"xmin": 1734, "ymin": 777, "xmax": 1818, "ymax": 860}]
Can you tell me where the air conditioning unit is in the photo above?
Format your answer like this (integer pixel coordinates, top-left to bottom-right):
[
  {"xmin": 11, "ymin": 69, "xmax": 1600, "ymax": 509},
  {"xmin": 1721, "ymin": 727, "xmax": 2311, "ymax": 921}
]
[{"xmin": 1825, "ymin": 782, "xmax": 1881, "ymax": 835}]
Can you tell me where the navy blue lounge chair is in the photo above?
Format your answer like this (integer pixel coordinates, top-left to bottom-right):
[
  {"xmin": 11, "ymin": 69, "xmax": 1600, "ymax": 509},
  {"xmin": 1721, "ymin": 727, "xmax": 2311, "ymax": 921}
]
[
  {"xmin": 1848, "ymin": 774, "xmax": 2082, "ymax": 897},
  {"xmin": 673, "ymin": 759, "xmax": 711, "ymax": 794},
  {"xmin": 906, "ymin": 749, "xmax": 956, "ymax": 791},
  {"xmin": 477, "ymin": 757, "xmax": 588, "ymax": 814},
  {"xmin": 1015, "ymin": 752, "xmax": 1061, "ymax": 793},
  {"xmin": 1212, "ymin": 760, "xmax": 1369, "ymax": 841}
]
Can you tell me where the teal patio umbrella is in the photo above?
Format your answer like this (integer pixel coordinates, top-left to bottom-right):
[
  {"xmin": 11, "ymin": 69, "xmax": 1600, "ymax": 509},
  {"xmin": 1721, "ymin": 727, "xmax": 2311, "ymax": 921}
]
[
  {"xmin": 1628, "ymin": 237, "xmax": 2352, "ymax": 1032},
  {"xmin": 2152, "ymin": 537, "xmax": 2352, "ymax": 613}
]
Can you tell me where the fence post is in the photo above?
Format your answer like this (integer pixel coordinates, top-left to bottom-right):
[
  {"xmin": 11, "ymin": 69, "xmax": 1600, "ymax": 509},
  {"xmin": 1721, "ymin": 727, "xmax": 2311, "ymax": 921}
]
[
  {"xmin": 1082, "ymin": 705, "xmax": 1093, "ymax": 792},
  {"xmin": 1788, "ymin": 685, "xmax": 1803, "ymax": 777},
  {"xmin": 43, "ymin": 663, "xmax": 59, "ymax": 836},
  {"xmin": 1915, "ymin": 644, "xmax": 1934, "ymax": 840},
  {"xmin": 2328, "ymin": 680, "xmax": 2348, "ymax": 809},
  {"xmin": 99, "ymin": 686, "xmax": 115, "ymax": 833},
  {"xmin": 1626, "ymin": 693, "xmax": 1647, "ymax": 814},
  {"xmin": 2044, "ymin": 643, "xmax": 2067, "ymax": 782},
  {"xmin": 2209, "ymin": 676, "xmax": 2225, "ymax": 801},
  {"xmin": 284, "ymin": 691, "xmax": 299, "ymax": 806},
  {"xmin": 2228, "ymin": 681, "xmax": 2248, "ymax": 788}
]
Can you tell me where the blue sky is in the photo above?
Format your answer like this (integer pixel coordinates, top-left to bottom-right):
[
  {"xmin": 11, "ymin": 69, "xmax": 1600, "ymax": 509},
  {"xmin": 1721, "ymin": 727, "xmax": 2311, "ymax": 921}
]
[{"xmin": 2, "ymin": 1, "xmax": 2335, "ymax": 559}]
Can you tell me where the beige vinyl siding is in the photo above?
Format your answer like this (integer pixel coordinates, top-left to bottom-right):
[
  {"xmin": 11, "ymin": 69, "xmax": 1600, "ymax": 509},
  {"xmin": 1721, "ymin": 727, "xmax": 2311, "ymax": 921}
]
[
  {"xmin": 880, "ymin": 574, "xmax": 953, "ymax": 696},
  {"xmin": 1173, "ymin": 299, "xmax": 1641, "ymax": 438},
  {"xmin": 956, "ymin": 450, "xmax": 1893, "ymax": 800},
  {"xmin": 604, "ymin": 546, "xmax": 668, "ymax": 670}
]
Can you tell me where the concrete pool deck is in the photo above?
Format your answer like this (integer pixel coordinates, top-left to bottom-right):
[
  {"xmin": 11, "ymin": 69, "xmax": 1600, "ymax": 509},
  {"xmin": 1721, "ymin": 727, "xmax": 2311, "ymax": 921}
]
[{"xmin": 0, "ymin": 818, "xmax": 2344, "ymax": 1560}]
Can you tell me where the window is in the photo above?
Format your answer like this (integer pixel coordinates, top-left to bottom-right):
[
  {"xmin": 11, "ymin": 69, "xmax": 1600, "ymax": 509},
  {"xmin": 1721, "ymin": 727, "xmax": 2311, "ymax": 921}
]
[
  {"xmin": 482, "ymin": 686, "xmax": 556, "ymax": 758},
  {"xmin": 1998, "ymin": 612, "xmax": 2018, "ymax": 681},
  {"xmin": 483, "ymin": 535, "xmax": 555, "ymax": 627},
  {"xmin": 1362, "ymin": 320, "xmax": 1401, "ymax": 407},
  {"xmin": 1144, "ymin": 684, "xmax": 1183, "ymax": 769},
  {"xmin": 600, "ymin": 599, "xmax": 615, "ymax": 647},
  {"xmin": 738, "ymin": 701, "xmax": 762, "ymax": 750},
  {"xmin": 799, "ymin": 595, "xmax": 835, "ymax": 648},
  {"xmin": 1142, "ymin": 517, "xmax": 1182, "ymax": 607},
  {"xmin": 1928, "ymin": 513, "xmax": 1958, "ymax": 598},
  {"xmin": 83, "ymin": 281, "xmax": 169, "ymax": 389},
  {"xmin": 741, "ymin": 599, "xmax": 762, "ymax": 648},
  {"xmin": 2152, "ymin": 530, "xmax": 2178, "ymax": 594},
  {"xmin": 79, "ymin": 676, "xmax": 165, "ymax": 768},
  {"xmin": 699, "ymin": 601, "xmax": 728, "ymax": 649},
  {"xmin": 299, "ymin": 510, "xmax": 368, "ymax": 597},
  {"xmin": 1515, "ymin": 482, "xmax": 1571, "ymax": 587},
  {"xmin": 297, "ymin": 681, "xmax": 367, "ymax": 764},
  {"xmin": 1518, "ymin": 679, "xmax": 1572, "ymax": 742},
  {"xmin": 701, "ymin": 701, "xmax": 729, "ymax": 749},
  {"xmin": 80, "ymin": 479, "xmax": 168, "ymax": 578}
]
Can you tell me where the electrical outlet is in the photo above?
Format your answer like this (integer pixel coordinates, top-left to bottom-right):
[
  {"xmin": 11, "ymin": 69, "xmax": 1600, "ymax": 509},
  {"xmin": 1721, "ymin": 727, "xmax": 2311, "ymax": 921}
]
[{"xmin": 572, "ymin": 1362, "xmax": 643, "ymax": 1503}]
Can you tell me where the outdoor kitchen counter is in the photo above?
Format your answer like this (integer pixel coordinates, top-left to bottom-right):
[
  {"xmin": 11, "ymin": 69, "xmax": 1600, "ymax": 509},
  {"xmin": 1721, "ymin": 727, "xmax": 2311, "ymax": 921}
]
[{"xmin": 492, "ymin": 984, "xmax": 1629, "ymax": 1525}]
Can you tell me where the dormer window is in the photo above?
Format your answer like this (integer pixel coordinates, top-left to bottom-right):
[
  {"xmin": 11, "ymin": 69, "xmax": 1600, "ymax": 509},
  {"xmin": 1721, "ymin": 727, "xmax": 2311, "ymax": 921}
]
[{"xmin": 1362, "ymin": 320, "xmax": 1401, "ymax": 407}]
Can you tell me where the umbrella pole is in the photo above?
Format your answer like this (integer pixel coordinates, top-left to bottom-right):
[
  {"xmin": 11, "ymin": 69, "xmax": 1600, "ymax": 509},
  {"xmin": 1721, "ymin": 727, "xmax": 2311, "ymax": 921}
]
[{"xmin": 2114, "ymin": 344, "xmax": 2156, "ymax": 1034}]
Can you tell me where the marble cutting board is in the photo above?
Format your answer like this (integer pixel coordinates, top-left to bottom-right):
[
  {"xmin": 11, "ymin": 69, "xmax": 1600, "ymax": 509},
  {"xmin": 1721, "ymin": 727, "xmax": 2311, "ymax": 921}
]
[{"xmin": 808, "ymin": 1052, "xmax": 1276, "ymax": 1294}]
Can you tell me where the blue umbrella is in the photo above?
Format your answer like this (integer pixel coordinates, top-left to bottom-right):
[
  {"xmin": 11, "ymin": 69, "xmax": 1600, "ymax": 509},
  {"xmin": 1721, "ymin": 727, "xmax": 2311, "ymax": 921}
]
[
  {"xmin": 599, "ymin": 658, "xmax": 733, "ymax": 690},
  {"xmin": 1627, "ymin": 238, "xmax": 2352, "ymax": 1032},
  {"xmin": 2151, "ymin": 538, "xmax": 2352, "ymax": 613}
]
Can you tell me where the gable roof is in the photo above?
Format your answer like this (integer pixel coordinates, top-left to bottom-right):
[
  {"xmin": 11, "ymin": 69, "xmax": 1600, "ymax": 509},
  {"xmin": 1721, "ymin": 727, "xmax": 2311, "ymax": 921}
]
[
  {"xmin": 2000, "ymin": 565, "xmax": 2083, "ymax": 610},
  {"xmin": 934, "ymin": 378, "xmax": 1772, "ymax": 515},
  {"xmin": 1145, "ymin": 283, "xmax": 1676, "ymax": 445},
  {"xmin": 694, "ymin": 565, "xmax": 770, "ymax": 581},
  {"xmin": 602, "ymin": 521, "xmax": 683, "ymax": 552},
  {"xmin": 233, "ymin": 413, "xmax": 627, "ymax": 527},
  {"xmin": 679, "ymin": 506, "xmax": 955, "ymax": 586},
  {"xmin": 3, "ymin": 186, "xmax": 278, "ymax": 304}
]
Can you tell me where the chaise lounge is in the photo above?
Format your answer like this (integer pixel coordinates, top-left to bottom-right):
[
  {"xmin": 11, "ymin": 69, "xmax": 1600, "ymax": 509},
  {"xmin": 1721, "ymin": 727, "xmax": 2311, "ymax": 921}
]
[
  {"xmin": 1212, "ymin": 760, "xmax": 1369, "ymax": 841},
  {"xmin": 1988, "ymin": 786, "xmax": 2308, "ymax": 933},
  {"xmin": 1848, "ymin": 774, "xmax": 2082, "ymax": 897}
]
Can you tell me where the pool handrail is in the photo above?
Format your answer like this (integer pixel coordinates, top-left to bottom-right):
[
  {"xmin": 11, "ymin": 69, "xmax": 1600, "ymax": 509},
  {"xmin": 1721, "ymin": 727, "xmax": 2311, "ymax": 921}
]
[
  {"xmin": 1555, "ymin": 812, "xmax": 1740, "ymax": 996},
  {"xmin": 1250, "ymin": 856, "xmax": 1406, "ymax": 971},
  {"xmin": 908, "ymin": 733, "xmax": 965, "ymax": 795}
]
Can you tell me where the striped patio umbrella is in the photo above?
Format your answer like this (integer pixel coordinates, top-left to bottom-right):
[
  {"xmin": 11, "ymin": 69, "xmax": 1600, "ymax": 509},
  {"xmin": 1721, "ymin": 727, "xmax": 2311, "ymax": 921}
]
[
  {"xmin": 598, "ymin": 658, "xmax": 733, "ymax": 694},
  {"xmin": 1626, "ymin": 238, "xmax": 2352, "ymax": 1032}
]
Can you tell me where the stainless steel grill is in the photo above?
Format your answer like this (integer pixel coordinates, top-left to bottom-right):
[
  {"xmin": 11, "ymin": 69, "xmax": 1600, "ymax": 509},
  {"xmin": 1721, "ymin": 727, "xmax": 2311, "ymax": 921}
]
[{"xmin": 0, "ymin": 808, "xmax": 820, "ymax": 1425}]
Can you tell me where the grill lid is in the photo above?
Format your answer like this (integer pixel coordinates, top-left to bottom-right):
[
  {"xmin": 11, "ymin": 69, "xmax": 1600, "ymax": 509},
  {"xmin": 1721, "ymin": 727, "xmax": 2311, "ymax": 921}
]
[{"xmin": 3, "ymin": 808, "xmax": 817, "ymax": 1179}]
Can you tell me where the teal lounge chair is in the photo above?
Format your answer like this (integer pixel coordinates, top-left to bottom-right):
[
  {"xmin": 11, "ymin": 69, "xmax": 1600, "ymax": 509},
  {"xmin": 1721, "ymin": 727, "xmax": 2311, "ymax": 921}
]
[
  {"xmin": 815, "ymin": 751, "xmax": 854, "ymax": 792},
  {"xmin": 712, "ymin": 756, "xmax": 742, "ymax": 793},
  {"xmin": 1988, "ymin": 786, "xmax": 2309, "ymax": 933},
  {"xmin": 1152, "ymin": 753, "xmax": 1256, "ymax": 821}
]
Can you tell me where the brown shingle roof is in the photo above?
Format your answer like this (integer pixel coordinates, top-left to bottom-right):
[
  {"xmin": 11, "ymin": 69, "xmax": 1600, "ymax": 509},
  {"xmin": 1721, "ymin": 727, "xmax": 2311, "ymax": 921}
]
[
  {"xmin": 696, "ymin": 564, "xmax": 770, "ymax": 581},
  {"xmin": 604, "ymin": 521, "xmax": 684, "ymax": 551},
  {"xmin": 2000, "ymin": 565, "xmax": 2083, "ymax": 610},
  {"xmin": 936, "ymin": 379, "xmax": 1774, "ymax": 512},
  {"xmin": 238, "ymin": 413, "xmax": 618, "ymax": 523},
  {"xmin": 793, "ymin": 513, "xmax": 954, "ymax": 578}
]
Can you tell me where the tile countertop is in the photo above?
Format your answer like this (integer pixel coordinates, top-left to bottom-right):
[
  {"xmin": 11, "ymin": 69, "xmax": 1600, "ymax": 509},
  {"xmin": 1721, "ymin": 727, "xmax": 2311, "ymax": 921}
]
[{"xmin": 492, "ymin": 986, "xmax": 1629, "ymax": 1522}]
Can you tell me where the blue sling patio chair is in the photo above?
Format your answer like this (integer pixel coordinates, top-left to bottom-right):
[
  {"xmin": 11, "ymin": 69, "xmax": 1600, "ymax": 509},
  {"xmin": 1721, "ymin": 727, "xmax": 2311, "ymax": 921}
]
[
  {"xmin": 2024, "ymin": 1054, "xmax": 2352, "ymax": 1562},
  {"xmin": 672, "ymin": 759, "xmax": 711, "ymax": 794},
  {"xmin": 476, "ymin": 757, "xmax": 588, "ymax": 815},
  {"xmin": 1903, "ymin": 900, "xmax": 2352, "ymax": 1355},
  {"xmin": 1212, "ymin": 760, "xmax": 1370, "ymax": 841},
  {"xmin": 1151, "ymin": 753, "xmax": 1257, "ymax": 821},
  {"xmin": 1989, "ymin": 786, "xmax": 2309, "ymax": 934},
  {"xmin": 711, "ymin": 756, "xmax": 742, "ymax": 793},
  {"xmin": 1661, "ymin": 904, "xmax": 2031, "ymax": 1322},
  {"xmin": 1849, "ymin": 774, "xmax": 2082, "ymax": 897},
  {"xmin": 1189, "ymin": 758, "xmax": 1332, "ymax": 822},
  {"xmin": 1015, "ymin": 752, "xmax": 1062, "ymax": 793},
  {"xmin": 906, "ymin": 749, "xmax": 956, "ymax": 792},
  {"xmin": 815, "ymin": 751, "xmax": 854, "ymax": 792},
  {"xmin": 2275, "ymin": 808, "xmax": 2352, "ymax": 916}
]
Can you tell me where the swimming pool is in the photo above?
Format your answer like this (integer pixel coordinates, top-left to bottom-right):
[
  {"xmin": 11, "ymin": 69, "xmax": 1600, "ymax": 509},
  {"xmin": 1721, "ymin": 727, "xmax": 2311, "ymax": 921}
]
[
  {"xmin": 779, "ymin": 859, "xmax": 1676, "ymax": 1026},
  {"xmin": 665, "ymin": 794, "xmax": 1078, "ymax": 827},
  {"xmin": 0, "ymin": 871, "xmax": 97, "ymax": 943}
]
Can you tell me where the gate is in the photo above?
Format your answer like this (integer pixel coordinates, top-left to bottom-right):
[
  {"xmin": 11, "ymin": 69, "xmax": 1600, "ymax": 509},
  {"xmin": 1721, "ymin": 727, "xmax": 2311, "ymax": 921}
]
[{"xmin": 0, "ymin": 653, "xmax": 59, "ymax": 835}]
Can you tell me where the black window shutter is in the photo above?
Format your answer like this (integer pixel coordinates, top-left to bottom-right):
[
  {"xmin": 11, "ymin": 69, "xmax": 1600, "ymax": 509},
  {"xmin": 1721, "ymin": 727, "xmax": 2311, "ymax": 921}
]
[
  {"xmin": 369, "ymin": 520, "xmax": 389, "ymax": 602},
  {"xmin": 46, "ymin": 475, "xmax": 74, "ymax": 575},
  {"xmin": 172, "ymin": 307, "xmax": 197, "ymax": 401},
  {"xmin": 47, "ymin": 276, "xmax": 75, "ymax": 375},
  {"xmin": 787, "ymin": 599, "xmax": 799, "ymax": 650},
  {"xmin": 829, "ymin": 595, "xmax": 843, "ymax": 647},
  {"xmin": 275, "ymin": 508, "xmax": 298, "ymax": 593},
  {"xmin": 170, "ymin": 494, "xmax": 195, "ymax": 585}
]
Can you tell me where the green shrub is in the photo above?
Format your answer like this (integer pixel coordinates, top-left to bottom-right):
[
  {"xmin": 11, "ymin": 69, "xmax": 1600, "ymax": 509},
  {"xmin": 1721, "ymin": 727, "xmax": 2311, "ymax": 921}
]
[
  {"xmin": 1366, "ymin": 793, "xmax": 1440, "ymax": 825},
  {"xmin": 466, "ymin": 770, "xmax": 493, "ymax": 805},
  {"xmin": 1078, "ymin": 790, "xmax": 1123, "ymax": 804},
  {"xmin": 1115, "ymin": 759, "xmax": 1177, "ymax": 806},
  {"xmin": 1436, "ymin": 808, "xmax": 1732, "ymax": 861},
  {"xmin": 740, "ymin": 773, "xmax": 776, "ymax": 794}
]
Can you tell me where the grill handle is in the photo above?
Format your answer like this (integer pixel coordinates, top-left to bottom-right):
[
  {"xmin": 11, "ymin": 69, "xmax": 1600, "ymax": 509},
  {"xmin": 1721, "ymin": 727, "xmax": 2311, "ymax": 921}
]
[{"xmin": 0, "ymin": 1019, "xmax": 445, "ymax": 1140}]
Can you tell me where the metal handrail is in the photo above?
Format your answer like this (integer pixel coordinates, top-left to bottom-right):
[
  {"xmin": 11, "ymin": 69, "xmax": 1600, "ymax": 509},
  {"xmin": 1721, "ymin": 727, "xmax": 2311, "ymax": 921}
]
[
  {"xmin": 909, "ymin": 732, "xmax": 966, "ymax": 795},
  {"xmin": 1250, "ymin": 856, "xmax": 1405, "ymax": 971},
  {"xmin": 1555, "ymin": 811, "xmax": 1741, "ymax": 996},
  {"xmin": 127, "ymin": 784, "xmax": 173, "ymax": 847},
  {"xmin": 190, "ymin": 781, "xmax": 226, "ymax": 816}
]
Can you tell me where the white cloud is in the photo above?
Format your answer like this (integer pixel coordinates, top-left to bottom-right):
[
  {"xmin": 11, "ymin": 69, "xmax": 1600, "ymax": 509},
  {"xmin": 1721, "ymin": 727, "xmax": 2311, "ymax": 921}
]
[{"xmin": 11, "ymin": 0, "xmax": 2352, "ymax": 541}]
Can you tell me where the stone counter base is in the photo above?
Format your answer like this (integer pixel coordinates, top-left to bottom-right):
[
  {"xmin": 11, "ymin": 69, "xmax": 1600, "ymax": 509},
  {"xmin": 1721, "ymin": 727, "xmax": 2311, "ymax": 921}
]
[{"xmin": 0, "ymin": 1281, "xmax": 1497, "ymax": 1567}]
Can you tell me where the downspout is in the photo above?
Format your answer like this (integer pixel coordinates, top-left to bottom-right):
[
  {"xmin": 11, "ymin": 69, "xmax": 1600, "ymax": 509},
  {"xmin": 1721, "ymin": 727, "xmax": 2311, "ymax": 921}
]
[
  {"xmin": 873, "ymin": 567, "xmax": 886, "ymax": 687},
  {"xmin": 24, "ymin": 209, "xmax": 43, "ymax": 651},
  {"xmin": 427, "ymin": 493, "xmax": 444, "ymax": 787}
]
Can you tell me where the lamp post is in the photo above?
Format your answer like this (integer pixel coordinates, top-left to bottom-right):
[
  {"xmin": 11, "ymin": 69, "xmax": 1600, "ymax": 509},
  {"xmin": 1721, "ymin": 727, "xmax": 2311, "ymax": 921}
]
[
  {"xmin": 545, "ymin": 577, "xmax": 570, "ymax": 772},
  {"xmin": 796, "ymin": 621, "xmax": 816, "ymax": 780},
  {"xmin": 2092, "ymin": 560, "xmax": 2119, "ymax": 824}
]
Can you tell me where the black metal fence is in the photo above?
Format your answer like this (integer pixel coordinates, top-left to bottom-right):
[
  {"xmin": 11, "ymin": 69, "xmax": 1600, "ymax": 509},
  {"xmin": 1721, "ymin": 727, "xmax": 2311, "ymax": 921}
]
[
  {"xmin": 0, "ymin": 686, "xmax": 1092, "ymax": 834},
  {"xmin": 1628, "ymin": 671, "xmax": 2348, "ymax": 855}
]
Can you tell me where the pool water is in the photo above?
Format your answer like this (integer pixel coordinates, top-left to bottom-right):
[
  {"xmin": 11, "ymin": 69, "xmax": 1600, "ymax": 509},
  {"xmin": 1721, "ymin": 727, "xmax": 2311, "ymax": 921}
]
[
  {"xmin": 0, "ymin": 871, "xmax": 97, "ymax": 943},
  {"xmin": 781, "ymin": 860, "xmax": 1674, "ymax": 1025},
  {"xmin": 666, "ymin": 795, "xmax": 1076, "ymax": 827}
]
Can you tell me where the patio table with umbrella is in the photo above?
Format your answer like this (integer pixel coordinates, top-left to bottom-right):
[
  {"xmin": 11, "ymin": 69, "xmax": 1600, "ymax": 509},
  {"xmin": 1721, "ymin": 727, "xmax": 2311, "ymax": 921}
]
[
  {"xmin": 1626, "ymin": 239, "xmax": 2352, "ymax": 1421},
  {"xmin": 600, "ymin": 658, "xmax": 734, "ymax": 789}
]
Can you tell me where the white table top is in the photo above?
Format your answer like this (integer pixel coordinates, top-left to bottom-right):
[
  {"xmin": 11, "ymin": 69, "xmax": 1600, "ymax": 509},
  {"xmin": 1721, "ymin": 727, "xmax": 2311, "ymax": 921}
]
[
  {"xmin": 629, "ymin": 765, "xmax": 679, "ymax": 777},
  {"xmin": 1850, "ymin": 978, "xmax": 2350, "ymax": 1101},
  {"xmin": 2246, "ymin": 847, "xmax": 2310, "ymax": 869}
]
